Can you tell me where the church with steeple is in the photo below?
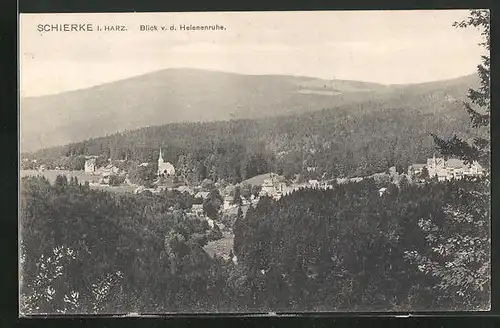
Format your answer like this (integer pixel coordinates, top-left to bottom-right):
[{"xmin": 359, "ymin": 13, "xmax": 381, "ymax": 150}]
[{"xmin": 157, "ymin": 148, "xmax": 176, "ymax": 177}]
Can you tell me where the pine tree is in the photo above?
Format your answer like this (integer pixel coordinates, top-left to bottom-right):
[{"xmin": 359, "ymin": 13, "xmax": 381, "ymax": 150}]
[
  {"xmin": 432, "ymin": 10, "xmax": 490, "ymax": 171},
  {"xmin": 232, "ymin": 186, "xmax": 242, "ymax": 205},
  {"xmin": 233, "ymin": 204, "xmax": 245, "ymax": 257},
  {"xmin": 419, "ymin": 166, "xmax": 429, "ymax": 180},
  {"xmin": 406, "ymin": 10, "xmax": 491, "ymax": 309}
]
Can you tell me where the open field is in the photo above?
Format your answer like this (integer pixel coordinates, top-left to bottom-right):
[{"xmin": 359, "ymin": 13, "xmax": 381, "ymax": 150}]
[
  {"xmin": 89, "ymin": 184, "xmax": 137, "ymax": 194},
  {"xmin": 20, "ymin": 170, "xmax": 136, "ymax": 193},
  {"xmin": 204, "ymin": 231, "xmax": 234, "ymax": 259},
  {"xmin": 20, "ymin": 170, "xmax": 100, "ymax": 183},
  {"xmin": 242, "ymin": 173, "xmax": 274, "ymax": 186}
]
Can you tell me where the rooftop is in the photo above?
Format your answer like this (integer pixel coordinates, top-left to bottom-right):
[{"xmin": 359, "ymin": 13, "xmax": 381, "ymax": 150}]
[{"xmin": 446, "ymin": 158, "xmax": 466, "ymax": 168}]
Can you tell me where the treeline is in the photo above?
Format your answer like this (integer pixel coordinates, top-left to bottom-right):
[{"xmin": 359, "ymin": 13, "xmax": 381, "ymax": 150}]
[
  {"xmin": 24, "ymin": 102, "xmax": 477, "ymax": 183},
  {"xmin": 20, "ymin": 174, "xmax": 490, "ymax": 313}
]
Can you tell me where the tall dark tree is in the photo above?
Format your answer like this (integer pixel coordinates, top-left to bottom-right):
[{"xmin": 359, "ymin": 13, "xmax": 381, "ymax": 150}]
[
  {"xmin": 419, "ymin": 166, "xmax": 430, "ymax": 180},
  {"xmin": 432, "ymin": 9, "xmax": 490, "ymax": 171},
  {"xmin": 203, "ymin": 189, "xmax": 223, "ymax": 219},
  {"xmin": 406, "ymin": 10, "xmax": 491, "ymax": 311},
  {"xmin": 232, "ymin": 186, "xmax": 242, "ymax": 205}
]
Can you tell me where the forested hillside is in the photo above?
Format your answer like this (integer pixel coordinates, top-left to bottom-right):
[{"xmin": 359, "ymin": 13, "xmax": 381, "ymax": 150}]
[
  {"xmin": 20, "ymin": 69, "xmax": 386, "ymax": 152},
  {"xmin": 25, "ymin": 88, "xmax": 483, "ymax": 183},
  {"xmin": 20, "ymin": 68, "xmax": 477, "ymax": 152}
]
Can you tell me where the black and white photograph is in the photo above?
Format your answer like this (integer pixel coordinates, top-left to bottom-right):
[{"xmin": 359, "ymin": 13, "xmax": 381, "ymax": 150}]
[{"xmin": 19, "ymin": 10, "xmax": 490, "ymax": 315}]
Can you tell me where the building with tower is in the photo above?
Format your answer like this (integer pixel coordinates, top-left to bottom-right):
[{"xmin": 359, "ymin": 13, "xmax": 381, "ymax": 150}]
[
  {"xmin": 426, "ymin": 154, "xmax": 445, "ymax": 179},
  {"xmin": 408, "ymin": 154, "xmax": 484, "ymax": 182},
  {"xmin": 84, "ymin": 158, "xmax": 97, "ymax": 174},
  {"xmin": 157, "ymin": 148, "xmax": 176, "ymax": 177},
  {"xmin": 84, "ymin": 155, "xmax": 99, "ymax": 174}
]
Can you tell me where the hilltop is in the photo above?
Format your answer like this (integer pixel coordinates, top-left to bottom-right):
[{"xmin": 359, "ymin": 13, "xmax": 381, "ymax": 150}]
[{"xmin": 20, "ymin": 68, "xmax": 478, "ymax": 152}]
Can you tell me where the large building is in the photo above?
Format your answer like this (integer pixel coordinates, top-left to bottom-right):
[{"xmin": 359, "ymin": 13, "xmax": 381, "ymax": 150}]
[
  {"xmin": 259, "ymin": 174, "xmax": 285, "ymax": 200},
  {"xmin": 426, "ymin": 155, "xmax": 446, "ymax": 179},
  {"xmin": 409, "ymin": 155, "xmax": 484, "ymax": 181},
  {"xmin": 157, "ymin": 148, "xmax": 176, "ymax": 177},
  {"xmin": 84, "ymin": 158, "xmax": 97, "ymax": 174}
]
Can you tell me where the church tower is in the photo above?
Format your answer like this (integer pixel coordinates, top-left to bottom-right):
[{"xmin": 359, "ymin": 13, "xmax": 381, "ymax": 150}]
[
  {"xmin": 158, "ymin": 148, "xmax": 164, "ymax": 176},
  {"xmin": 427, "ymin": 153, "xmax": 436, "ymax": 177},
  {"xmin": 157, "ymin": 147, "xmax": 176, "ymax": 177},
  {"xmin": 158, "ymin": 147, "xmax": 164, "ymax": 165}
]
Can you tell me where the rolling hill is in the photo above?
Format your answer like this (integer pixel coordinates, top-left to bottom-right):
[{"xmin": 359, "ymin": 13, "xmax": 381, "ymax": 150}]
[{"xmin": 20, "ymin": 68, "xmax": 479, "ymax": 152}]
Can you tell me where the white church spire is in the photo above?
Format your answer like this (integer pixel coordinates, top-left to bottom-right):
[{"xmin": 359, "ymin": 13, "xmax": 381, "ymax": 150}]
[{"xmin": 157, "ymin": 147, "xmax": 175, "ymax": 177}]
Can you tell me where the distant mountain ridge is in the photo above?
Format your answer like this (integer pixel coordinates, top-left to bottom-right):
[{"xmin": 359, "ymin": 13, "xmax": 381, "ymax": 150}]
[{"xmin": 20, "ymin": 68, "xmax": 479, "ymax": 152}]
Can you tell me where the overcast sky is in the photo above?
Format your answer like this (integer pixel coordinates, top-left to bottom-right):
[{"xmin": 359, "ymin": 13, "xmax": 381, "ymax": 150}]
[{"xmin": 20, "ymin": 10, "xmax": 486, "ymax": 97}]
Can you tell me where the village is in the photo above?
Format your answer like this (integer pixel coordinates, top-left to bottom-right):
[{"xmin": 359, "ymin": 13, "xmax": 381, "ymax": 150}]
[
  {"xmin": 32, "ymin": 151, "xmax": 483, "ymax": 242},
  {"xmin": 21, "ymin": 149, "xmax": 486, "ymax": 261},
  {"xmin": 19, "ymin": 144, "xmax": 487, "ymax": 276},
  {"xmin": 25, "ymin": 149, "xmax": 486, "ymax": 205}
]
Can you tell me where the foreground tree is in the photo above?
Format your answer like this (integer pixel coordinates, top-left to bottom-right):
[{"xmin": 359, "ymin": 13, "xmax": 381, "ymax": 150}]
[
  {"xmin": 404, "ymin": 178, "xmax": 490, "ymax": 309},
  {"xmin": 432, "ymin": 9, "xmax": 490, "ymax": 171},
  {"xmin": 407, "ymin": 10, "xmax": 491, "ymax": 310}
]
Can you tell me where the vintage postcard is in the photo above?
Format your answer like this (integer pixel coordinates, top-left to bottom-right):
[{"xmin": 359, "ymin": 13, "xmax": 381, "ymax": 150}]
[{"xmin": 19, "ymin": 10, "xmax": 490, "ymax": 315}]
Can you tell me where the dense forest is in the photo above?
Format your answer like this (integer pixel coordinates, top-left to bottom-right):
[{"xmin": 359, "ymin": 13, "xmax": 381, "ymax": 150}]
[
  {"xmin": 23, "ymin": 98, "xmax": 480, "ymax": 184},
  {"xmin": 233, "ymin": 177, "xmax": 490, "ymax": 311},
  {"xmin": 20, "ymin": 175, "xmax": 228, "ymax": 313},
  {"xmin": 20, "ymin": 174, "xmax": 490, "ymax": 313}
]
